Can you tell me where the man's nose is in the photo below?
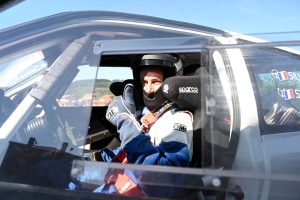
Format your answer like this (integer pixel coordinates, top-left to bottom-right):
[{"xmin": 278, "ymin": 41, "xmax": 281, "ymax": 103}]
[{"xmin": 144, "ymin": 83, "xmax": 154, "ymax": 94}]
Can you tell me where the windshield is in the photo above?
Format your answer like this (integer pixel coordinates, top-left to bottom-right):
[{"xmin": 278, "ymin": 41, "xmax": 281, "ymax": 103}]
[{"xmin": 0, "ymin": 51, "xmax": 47, "ymax": 90}]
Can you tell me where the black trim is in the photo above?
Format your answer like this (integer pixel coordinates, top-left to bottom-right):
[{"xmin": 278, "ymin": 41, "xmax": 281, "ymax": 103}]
[{"xmin": 0, "ymin": 0, "xmax": 24, "ymax": 13}]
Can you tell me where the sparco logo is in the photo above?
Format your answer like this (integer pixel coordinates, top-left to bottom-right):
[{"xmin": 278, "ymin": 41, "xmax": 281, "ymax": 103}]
[
  {"xmin": 106, "ymin": 105, "xmax": 118, "ymax": 120},
  {"xmin": 173, "ymin": 123, "xmax": 187, "ymax": 133},
  {"xmin": 179, "ymin": 87, "xmax": 198, "ymax": 93}
]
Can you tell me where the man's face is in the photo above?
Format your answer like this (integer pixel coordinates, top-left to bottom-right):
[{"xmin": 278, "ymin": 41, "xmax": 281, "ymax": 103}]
[{"xmin": 140, "ymin": 67, "xmax": 163, "ymax": 95}]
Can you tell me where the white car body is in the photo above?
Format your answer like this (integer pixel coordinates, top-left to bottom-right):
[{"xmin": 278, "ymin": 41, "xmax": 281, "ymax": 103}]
[{"xmin": 0, "ymin": 10, "xmax": 299, "ymax": 200}]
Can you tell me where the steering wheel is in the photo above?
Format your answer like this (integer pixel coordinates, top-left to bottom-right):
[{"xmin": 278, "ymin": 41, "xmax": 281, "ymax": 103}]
[{"xmin": 42, "ymin": 99, "xmax": 79, "ymax": 153}]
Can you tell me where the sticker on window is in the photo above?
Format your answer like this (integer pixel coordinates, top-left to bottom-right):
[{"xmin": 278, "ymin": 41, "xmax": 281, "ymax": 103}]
[
  {"xmin": 277, "ymin": 88, "xmax": 300, "ymax": 100},
  {"xmin": 272, "ymin": 69, "xmax": 300, "ymax": 81}
]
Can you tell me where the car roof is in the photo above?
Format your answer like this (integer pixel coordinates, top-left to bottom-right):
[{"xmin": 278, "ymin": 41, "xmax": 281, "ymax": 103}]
[{"xmin": 0, "ymin": 10, "xmax": 229, "ymax": 46}]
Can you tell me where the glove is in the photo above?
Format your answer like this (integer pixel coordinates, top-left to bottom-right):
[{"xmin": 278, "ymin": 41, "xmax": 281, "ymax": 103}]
[{"xmin": 106, "ymin": 84, "xmax": 142, "ymax": 148}]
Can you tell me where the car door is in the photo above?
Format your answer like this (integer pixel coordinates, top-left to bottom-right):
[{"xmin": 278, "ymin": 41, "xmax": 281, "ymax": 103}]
[
  {"xmin": 203, "ymin": 35, "xmax": 300, "ymax": 200},
  {"xmin": 237, "ymin": 40, "xmax": 300, "ymax": 200}
]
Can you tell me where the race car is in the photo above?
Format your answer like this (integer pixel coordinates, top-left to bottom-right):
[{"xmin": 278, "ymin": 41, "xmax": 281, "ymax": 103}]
[{"xmin": 0, "ymin": 10, "xmax": 299, "ymax": 200}]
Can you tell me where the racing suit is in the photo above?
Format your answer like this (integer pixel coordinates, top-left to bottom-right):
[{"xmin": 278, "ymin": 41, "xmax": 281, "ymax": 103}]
[{"xmin": 98, "ymin": 106, "xmax": 193, "ymax": 198}]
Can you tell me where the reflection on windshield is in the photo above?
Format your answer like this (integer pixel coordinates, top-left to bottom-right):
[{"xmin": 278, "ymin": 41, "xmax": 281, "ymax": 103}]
[{"xmin": 0, "ymin": 51, "xmax": 47, "ymax": 89}]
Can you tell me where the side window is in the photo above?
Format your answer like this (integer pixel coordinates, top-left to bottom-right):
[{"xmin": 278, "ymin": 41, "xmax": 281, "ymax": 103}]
[
  {"xmin": 0, "ymin": 52, "xmax": 47, "ymax": 91},
  {"xmin": 1, "ymin": 36, "xmax": 98, "ymax": 149},
  {"xmin": 0, "ymin": 41, "xmax": 71, "ymax": 109},
  {"xmin": 58, "ymin": 67, "xmax": 132, "ymax": 107},
  {"xmin": 95, "ymin": 67, "xmax": 133, "ymax": 106},
  {"xmin": 57, "ymin": 65, "xmax": 98, "ymax": 107},
  {"xmin": 240, "ymin": 44, "xmax": 300, "ymax": 128}
]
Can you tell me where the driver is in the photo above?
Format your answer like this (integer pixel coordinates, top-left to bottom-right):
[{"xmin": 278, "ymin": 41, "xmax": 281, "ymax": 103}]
[
  {"xmin": 97, "ymin": 54, "xmax": 193, "ymax": 197},
  {"xmin": 24, "ymin": 54, "xmax": 194, "ymax": 198}
]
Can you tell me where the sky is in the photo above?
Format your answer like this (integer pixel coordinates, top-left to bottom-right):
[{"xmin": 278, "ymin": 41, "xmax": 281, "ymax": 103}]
[
  {"xmin": 0, "ymin": 0, "xmax": 299, "ymax": 81},
  {"xmin": 0, "ymin": 0, "xmax": 299, "ymax": 41}
]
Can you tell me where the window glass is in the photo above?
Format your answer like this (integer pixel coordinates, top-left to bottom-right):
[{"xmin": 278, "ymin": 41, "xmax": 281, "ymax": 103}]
[
  {"xmin": 71, "ymin": 159, "xmax": 300, "ymax": 200},
  {"xmin": 202, "ymin": 51, "xmax": 232, "ymax": 169},
  {"xmin": 0, "ymin": 34, "xmax": 99, "ymax": 153},
  {"xmin": 0, "ymin": 51, "xmax": 47, "ymax": 90},
  {"xmin": 57, "ymin": 65, "xmax": 98, "ymax": 107},
  {"xmin": 58, "ymin": 67, "xmax": 132, "ymax": 107},
  {"xmin": 0, "ymin": 35, "xmax": 99, "ymax": 190},
  {"xmin": 95, "ymin": 67, "xmax": 132, "ymax": 106},
  {"xmin": 239, "ymin": 43, "xmax": 300, "ymax": 126}
]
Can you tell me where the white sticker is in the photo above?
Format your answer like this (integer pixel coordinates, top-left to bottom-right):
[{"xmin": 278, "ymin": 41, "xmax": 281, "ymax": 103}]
[
  {"xmin": 179, "ymin": 87, "xmax": 198, "ymax": 93},
  {"xmin": 163, "ymin": 84, "xmax": 169, "ymax": 93},
  {"xmin": 173, "ymin": 123, "xmax": 187, "ymax": 133},
  {"xmin": 106, "ymin": 105, "xmax": 118, "ymax": 120}
]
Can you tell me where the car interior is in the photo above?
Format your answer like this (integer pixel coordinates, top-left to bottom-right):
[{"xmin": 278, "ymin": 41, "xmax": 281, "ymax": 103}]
[
  {"xmin": 80, "ymin": 53, "xmax": 231, "ymax": 168},
  {"xmin": 0, "ymin": 45, "xmax": 233, "ymax": 198}
]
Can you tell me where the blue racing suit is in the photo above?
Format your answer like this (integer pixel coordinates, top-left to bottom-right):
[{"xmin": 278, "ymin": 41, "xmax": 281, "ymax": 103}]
[{"xmin": 99, "ymin": 106, "xmax": 193, "ymax": 198}]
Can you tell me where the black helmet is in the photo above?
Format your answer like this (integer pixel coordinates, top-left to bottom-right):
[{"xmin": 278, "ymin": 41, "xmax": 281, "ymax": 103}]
[
  {"xmin": 131, "ymin": 54, "xmax": 183, "ymax": 78},
  {"xmin": 131, "ymin": 54, "xmax": 183, "ymax": 110}
]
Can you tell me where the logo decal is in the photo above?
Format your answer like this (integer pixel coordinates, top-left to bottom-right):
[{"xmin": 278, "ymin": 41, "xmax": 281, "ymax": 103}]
[
  {"xmin": 278, "ymin": 88, "xmax": 300, "ymax": 100},
  {"xmin": 272, "ymin": 69, "xmax": 288, "ymax": 81},
  {"xmin": 271, "ymin": 69, "xmax": 300, "ymax": 81},
  {"xmin": 173, "ymin": 123, "xmax": 187, "ymax": 133},
  {"xmin": 163, "ymin": 84, "xmax": 169, "ymax": 93},
  {"xmin": 179, "ymin": 87, "xmax": 198, "ymax": 93},
  {"xmin": 106, "ymin": 105, "xmax": 118, "ymax": 120},
  {"xmin": 278, "ymin": 88, "xmax": 295, "ymax": 100}
]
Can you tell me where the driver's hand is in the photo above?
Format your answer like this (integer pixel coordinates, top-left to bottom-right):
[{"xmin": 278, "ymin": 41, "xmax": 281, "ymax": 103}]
[{"xmin": 106, "ymin": 84, "xmax": 142, "ymax": 148}]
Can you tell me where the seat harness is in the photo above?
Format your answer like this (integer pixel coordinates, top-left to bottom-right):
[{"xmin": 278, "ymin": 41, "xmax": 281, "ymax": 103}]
[{"xmin": 140, "ymin": 101, "xmax": 175, "ymax": 132}]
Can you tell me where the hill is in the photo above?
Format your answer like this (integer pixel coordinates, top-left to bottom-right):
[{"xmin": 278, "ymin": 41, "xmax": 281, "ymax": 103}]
[{"xmin": 64, "ymin": 79, "xmax": 121, "ymax": 98}]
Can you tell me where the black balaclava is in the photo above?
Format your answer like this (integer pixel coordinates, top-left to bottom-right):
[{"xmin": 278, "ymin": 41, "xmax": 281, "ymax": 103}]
[
  {"xmin": 131, "ymin": 54, "xmax": 182, "ymax": 111},
  {"xmin": 141, "ymin": 68, "xmax": 167, "ymax": 111}
]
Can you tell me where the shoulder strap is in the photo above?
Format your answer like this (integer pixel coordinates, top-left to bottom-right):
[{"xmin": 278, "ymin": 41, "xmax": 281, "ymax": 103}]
[{"xmin": 140, "ymin": 101, "xmax": 175, "ymax": 132}]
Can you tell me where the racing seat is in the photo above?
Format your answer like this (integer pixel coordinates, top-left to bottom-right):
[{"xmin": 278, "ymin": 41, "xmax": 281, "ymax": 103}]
[
  {"xmin": 163, "ymin": 67, "xmax": 224, "ymax": 199},
  {"xmin": 163, "ymin": 67, "xmax": 210, "ymax": 167}
]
